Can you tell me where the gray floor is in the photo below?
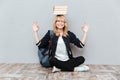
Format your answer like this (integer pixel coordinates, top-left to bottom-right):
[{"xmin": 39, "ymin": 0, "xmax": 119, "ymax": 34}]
[{"xmin": 0, "ymin": 64, "xmax": 120, "ymax": 80}]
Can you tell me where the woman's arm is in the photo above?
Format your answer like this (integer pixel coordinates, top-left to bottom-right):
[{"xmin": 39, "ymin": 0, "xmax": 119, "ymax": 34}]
[
  {"xmin": 81, "ymin": 23, "xmax": 89, "ymax": 44},
  {"xmin": 32, "ymin": 22, "xmax": 40, "ymax": 43}
]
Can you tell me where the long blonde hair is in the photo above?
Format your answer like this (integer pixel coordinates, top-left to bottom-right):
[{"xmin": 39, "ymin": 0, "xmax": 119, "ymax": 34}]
[{"xmin": 53, "ymin": 15, "xmax": 68, "ymax": 37}]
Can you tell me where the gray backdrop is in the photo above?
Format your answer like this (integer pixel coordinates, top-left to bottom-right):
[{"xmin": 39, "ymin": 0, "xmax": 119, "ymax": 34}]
[{"xmin": 0, "ymin": 0, "xmax": 120, "ymax": 64}]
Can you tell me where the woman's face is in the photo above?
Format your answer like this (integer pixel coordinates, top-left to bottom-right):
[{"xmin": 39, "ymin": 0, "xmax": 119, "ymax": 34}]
[{"xmin": 56, "ymin": 17, "xmax": 65, "ymax": 29}]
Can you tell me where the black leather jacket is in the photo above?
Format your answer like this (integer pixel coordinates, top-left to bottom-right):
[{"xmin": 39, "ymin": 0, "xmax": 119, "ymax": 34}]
[{"xmin": 36, "ymin": 30, "xmax": 84, "ymax": 59}]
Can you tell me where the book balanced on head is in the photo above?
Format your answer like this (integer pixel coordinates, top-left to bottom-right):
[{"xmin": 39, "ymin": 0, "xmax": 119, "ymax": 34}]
[{"xmin": 53, "ymin": 6, "xmax": 68, "ymax": 15}]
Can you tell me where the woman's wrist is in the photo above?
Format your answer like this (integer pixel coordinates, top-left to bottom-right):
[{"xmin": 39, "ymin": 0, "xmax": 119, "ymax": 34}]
[
  {"xmin": 83, "ymin": 31, "xmax": 88, "ymax": 34},
  {"xmin": 34, "ymin": 31, "xmax": 38, "ymax": 33}
]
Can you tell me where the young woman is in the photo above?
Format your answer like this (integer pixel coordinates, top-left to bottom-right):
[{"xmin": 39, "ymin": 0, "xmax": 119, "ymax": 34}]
[{"xmin": 33, "ymin": 15, "xmax": 89, "ymax": 72}]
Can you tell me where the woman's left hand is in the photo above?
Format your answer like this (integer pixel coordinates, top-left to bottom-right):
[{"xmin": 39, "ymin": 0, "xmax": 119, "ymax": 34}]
[{"xmin": 82, "ymin": 23, "xmax": 89, "ymax": 33}]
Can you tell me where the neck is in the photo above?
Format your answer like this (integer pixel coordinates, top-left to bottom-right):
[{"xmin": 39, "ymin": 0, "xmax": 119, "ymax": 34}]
[
  {"xmin": 57, "ymin": 28, "xmax": 63, "ymax": 32},
  {"xmin": 57, "ymin": 28, "xmax": 63, "ymax": 36}
]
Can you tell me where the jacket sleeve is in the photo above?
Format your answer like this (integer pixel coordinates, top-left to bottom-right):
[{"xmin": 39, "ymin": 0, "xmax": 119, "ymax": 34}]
[
  {"xmin": 68, "ymin": 31, "xmax": 84, "ymax": 48},
  {"xmin": 36, "ymin": 30, "xmax": 50, "ymax": 48}
]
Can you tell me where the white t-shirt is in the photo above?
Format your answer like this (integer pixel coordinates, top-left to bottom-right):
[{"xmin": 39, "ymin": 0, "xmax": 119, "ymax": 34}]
[{"xmin": 55, "ymin": 36, "xmax": 69, "ymax": 61}]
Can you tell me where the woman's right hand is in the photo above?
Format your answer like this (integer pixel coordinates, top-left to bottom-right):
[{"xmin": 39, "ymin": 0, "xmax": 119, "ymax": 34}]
[{"xmin": 32, "ymin": 22, "xmax": 39, "ymax": 32}]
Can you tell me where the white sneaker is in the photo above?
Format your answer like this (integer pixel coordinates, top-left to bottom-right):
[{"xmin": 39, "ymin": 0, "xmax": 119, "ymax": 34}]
[
  {"xmin": 74, "ymin": 65, "xmax": 89, "ymax": 72},
  {"xmin": 52, "ymin": 66, "xmax": 61, "ymax": 73}
]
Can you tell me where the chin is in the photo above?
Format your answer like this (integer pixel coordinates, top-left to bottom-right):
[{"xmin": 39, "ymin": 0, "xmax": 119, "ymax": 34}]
[{"xmin": 58, "ymin": 26, "xmax": 64, "ymax": 28}]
